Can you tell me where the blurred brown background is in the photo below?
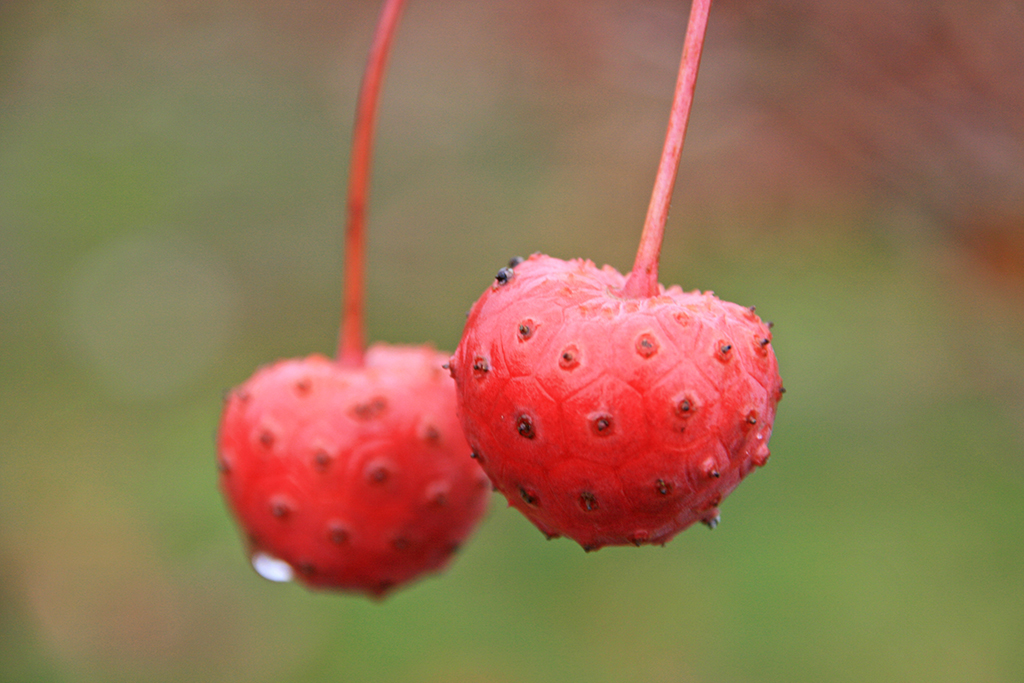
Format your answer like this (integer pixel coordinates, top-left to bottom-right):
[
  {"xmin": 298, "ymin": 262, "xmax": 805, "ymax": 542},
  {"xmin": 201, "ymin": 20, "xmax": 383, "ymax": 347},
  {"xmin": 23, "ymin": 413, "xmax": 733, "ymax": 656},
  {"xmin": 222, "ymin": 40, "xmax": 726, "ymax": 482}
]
[{"xmin": 2, "ymin": 1, "xmax": 1022, "ymax": 682}]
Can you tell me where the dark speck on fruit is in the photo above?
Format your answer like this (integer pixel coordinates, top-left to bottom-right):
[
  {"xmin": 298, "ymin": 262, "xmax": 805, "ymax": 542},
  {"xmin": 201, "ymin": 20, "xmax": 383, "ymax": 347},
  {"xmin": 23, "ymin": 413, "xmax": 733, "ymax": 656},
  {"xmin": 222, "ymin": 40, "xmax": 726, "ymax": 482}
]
[
  {"xmin": 516, "ymin": 415, "xmax": 536, "ymax": 439},
  {"xmin": 313, "ymin": 449, "xmax": 331, "ymax": 470},
  {"xmin": 328, "ymin": 522, "xmax": 349, "ymax": 544},
  {"xmin": 559, "ymin": 345, "xmax": 580, "ymax": 370},
  {"xmin": 592, "ymin": 415, "xmax": 613, "ymax": 435},
  {"xmin": 352, "ymin": 397, "xmax": 387, "ymax": 420},
  {"xmin": 368, "ymin": 465, "xmax": 390, "ymax": 484},
  {"xmin": 519, "ymin": 486, "xmax": 539, "ymax": 506},
  {"xmin": 270, "ymin": 497, "xmax": 291, "ymax": 518},
  {"xmin": 635, "ymin": 333, "xmax": 659, "ymax": 358},
  {"xmin": 495, "ymin": 267, "xmax": 513, "ymax": 286}
]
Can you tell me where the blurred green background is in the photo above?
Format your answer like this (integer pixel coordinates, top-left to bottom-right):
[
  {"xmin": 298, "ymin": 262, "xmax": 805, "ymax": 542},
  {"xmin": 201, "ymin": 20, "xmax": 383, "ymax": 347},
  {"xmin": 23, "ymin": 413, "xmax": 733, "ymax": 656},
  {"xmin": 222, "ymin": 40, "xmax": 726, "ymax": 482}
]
[{"xmin": 2, "ymin": 1, "xmax": 1023, "ymax": 681}]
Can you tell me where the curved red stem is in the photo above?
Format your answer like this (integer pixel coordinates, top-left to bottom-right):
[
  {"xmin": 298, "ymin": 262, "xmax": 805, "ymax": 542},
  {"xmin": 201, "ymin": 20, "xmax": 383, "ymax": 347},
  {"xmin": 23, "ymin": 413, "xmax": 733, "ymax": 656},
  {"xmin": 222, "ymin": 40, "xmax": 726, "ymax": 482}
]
[
  {"xmin": 622, "ymin": 0, "xmax": 711, "ymax": 299},
  {"xmin": 338, "ymin": 0, "xmax": 408, "ymax": 366}
]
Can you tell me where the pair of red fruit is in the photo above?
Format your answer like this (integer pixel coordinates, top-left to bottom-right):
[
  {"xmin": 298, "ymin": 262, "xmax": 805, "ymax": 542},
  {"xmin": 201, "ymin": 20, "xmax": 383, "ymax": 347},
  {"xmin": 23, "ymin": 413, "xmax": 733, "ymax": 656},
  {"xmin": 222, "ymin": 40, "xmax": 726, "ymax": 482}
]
[{"xmin": 216, "ymin": 0, "xmax": 783, "ymax": 599}]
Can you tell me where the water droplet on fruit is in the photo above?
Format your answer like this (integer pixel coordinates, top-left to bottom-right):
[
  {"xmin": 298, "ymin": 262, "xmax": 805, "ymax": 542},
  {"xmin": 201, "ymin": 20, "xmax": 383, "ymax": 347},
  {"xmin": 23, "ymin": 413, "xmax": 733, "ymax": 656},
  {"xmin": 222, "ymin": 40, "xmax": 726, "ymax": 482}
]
[
  {"xmin": 635, "ymin": 333, "xmax": 659, "ymax": 358},
  {"xmin": 516, "ymin": 415, "xmax": 536, "ymax": 439},
  {"xmin": 251, "ymin": 552, "xmax": 294, "ymax": 583}
]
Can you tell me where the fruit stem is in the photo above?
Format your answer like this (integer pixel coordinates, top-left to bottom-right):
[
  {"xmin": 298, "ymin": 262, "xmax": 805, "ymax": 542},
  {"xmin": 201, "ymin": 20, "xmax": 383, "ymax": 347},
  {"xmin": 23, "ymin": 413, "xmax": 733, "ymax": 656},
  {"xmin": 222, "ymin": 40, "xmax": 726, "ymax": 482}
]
[
  {"xmin": 338, "ymin": 0, "xmax": 407, "ymax": 366},
  {"xmin": 621, "ymin": 0, "xmax": 711, "ymax": 299}
]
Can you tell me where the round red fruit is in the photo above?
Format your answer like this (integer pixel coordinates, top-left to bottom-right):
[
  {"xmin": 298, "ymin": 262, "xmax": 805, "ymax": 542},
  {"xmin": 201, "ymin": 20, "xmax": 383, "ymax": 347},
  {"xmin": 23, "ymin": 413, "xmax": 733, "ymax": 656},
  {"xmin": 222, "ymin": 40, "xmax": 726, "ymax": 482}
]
[
  {"xmin": 450, "ymin": 254, "xmax": 783, "ymax": 551},
  {"xmin": 217, "ymin": 344, "xmax": 490, "ymax": 597}
]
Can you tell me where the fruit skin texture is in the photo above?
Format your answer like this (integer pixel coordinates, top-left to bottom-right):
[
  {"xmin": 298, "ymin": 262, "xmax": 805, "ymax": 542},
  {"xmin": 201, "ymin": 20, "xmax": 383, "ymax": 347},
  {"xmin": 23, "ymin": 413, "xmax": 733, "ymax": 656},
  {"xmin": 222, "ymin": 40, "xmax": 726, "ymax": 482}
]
[
  {"xmin": 450, "ymin": 253, "xmax": 783, "ymax": 551},
  {"xmin": 217, "ymin": 344, "xmax": 491, "ymax": 598}
]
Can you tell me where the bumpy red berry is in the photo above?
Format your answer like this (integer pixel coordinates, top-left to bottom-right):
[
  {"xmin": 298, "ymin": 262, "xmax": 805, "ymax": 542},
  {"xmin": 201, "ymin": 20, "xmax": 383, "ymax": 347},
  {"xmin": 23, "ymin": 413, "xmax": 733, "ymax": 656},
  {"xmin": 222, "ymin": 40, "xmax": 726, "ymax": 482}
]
[
  {"xmin": 217, "ymin": 344, "xmax": 490, "ymax": 597},
  {"xmin": 450, "ymin": 254, "xmax": 783, "ymax": 550},
  {"xmin": 214, "ymin": 0, "xmax": 492, "ymax": 597}
]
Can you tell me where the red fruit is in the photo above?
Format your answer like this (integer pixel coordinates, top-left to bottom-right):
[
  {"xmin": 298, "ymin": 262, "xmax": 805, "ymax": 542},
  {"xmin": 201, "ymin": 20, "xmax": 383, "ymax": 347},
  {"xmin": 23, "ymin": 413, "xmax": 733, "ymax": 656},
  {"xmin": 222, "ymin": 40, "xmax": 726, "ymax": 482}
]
[
  {"xmin": 215, "ymin": 0, "xmax": 491, "ymax": 598},
  {"xmin": 217, "ymin": 344, "xmax": 490, "ymax": 597},
  {"xmin": 450, "ymin": 254, "xmax": 783, "ymax": 550}
]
